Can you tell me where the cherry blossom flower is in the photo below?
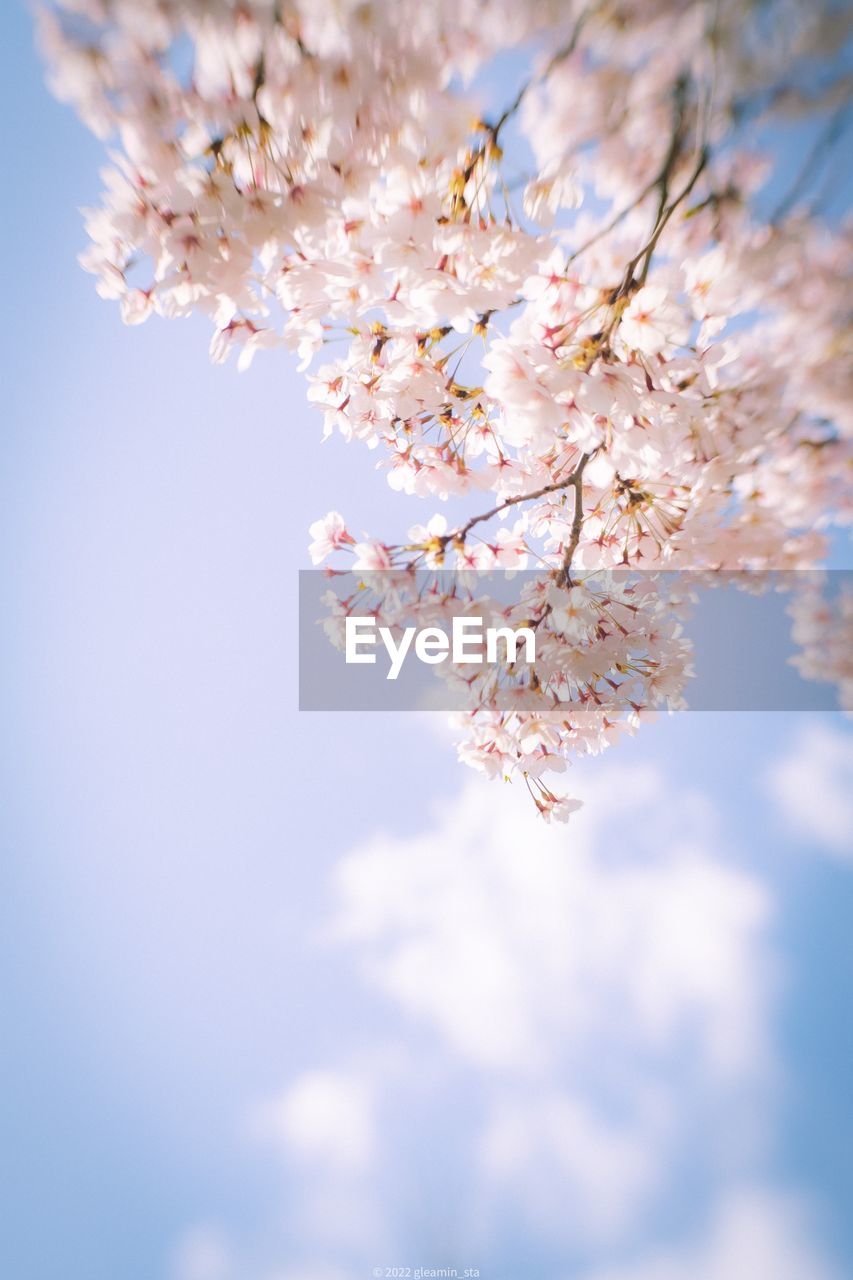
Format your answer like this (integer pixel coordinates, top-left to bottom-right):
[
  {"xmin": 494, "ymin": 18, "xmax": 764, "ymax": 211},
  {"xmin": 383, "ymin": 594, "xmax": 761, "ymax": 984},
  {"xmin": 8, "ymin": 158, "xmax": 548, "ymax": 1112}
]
[
  {"xmin": 352, "ymin": 541, "xmax": 394, "ymax": 573},
  {"xmin": 308, "ymin": 512, "xmax": 353, "ymax": 566},
  {"xmin": 619, "ymin": 287, "xmax": 691, "ymax": 358}
]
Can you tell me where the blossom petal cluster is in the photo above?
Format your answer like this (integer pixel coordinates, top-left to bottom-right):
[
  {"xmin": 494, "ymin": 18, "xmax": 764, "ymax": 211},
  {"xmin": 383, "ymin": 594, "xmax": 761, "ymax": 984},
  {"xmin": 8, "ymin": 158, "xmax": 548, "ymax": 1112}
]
[
  {"xmin": 321, "ymin": 565, "xmax": 695, "ymax": 819},
  {"xmin": 40, "ymin": 0, "xmax": 852, "ymax": 814}
]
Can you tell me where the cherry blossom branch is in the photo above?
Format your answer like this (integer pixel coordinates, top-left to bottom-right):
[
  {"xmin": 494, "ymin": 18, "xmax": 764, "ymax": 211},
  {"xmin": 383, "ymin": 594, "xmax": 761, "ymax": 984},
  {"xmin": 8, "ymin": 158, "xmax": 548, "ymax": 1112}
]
[
  {"xmin": 40, "ymin": 0, "xmax": 853, "ymax": 815},
  {"xmin": 559, "ymin": 452, "xmax": 593, "ymax": 585},
  {"xmin": 612, "ymin": 142, "xmax": 709, "ymax": 304},
  {"xmin": 455, "ymin": 11, "xmax": 594, "ymax": 208},
  {"xmin": 566, "ymin": 171, "xmax": 662, "ymax": 264},
  {"xmin": 438, "ymin": 453, "xmax": 592, "ymax": 550},
  {"xmin": 485, "ymin": 3, "xmax": 596, "ymax": 144},
  {"xmin": 635, "ymin": 145, "xmax": 709, "ymax": 285}
]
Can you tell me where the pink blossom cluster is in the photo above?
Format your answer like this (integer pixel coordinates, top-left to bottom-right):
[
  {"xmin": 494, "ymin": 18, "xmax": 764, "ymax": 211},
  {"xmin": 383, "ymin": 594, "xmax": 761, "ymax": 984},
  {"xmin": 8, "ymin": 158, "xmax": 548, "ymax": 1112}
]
[
  {"xmin": 320, "ymin": 565, "xmax": 695, "ymax": 820},
  {"xmin": 41, "ymin": 0, "xmax": 852, "ymax": 815},
  {"xmin": 788, "ymin": 577, "xmax": 853, "ymax": 713}
]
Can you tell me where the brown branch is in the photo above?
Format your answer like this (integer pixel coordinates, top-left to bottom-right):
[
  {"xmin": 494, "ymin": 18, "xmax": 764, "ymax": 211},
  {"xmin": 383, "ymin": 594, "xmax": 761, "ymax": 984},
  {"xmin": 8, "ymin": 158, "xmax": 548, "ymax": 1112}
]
[
  {"xmin": 566, "ymin": 171, "xmax": 661, "ymax": 264},
  {"xmin": 635, "ymin": 145, "xmax": 709, "ymax": 285},
  {"xmin": 484, "ymin": 3, "xmax": 596, "ymax": 145},
  {"xmin": 771, "ymin": 104, "xmax": 850, "ymax": 224},
  {"xmin": 558, "ymin": 451, "xmax": 593, "ymax": 585},
  {"xmin": 440, "ymin": 452, "xmax": 592, "ymax": 549},
  {"xmin": 568, "ymin": 76, "xmax": 693, "ymax": 273},
  {"xmin": 610, "ymin": 143, "xmax": 709, "ymax": 306}
]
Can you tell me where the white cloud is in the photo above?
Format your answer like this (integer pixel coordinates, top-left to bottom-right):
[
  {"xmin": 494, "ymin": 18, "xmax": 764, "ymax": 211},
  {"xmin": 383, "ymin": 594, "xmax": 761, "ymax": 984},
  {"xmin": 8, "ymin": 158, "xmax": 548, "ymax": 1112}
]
[
  {"xmin": 328, "ymin": 766, "xmax": 772, "ymax": 1080},
  {"xmin": 764, "ymin": 724, "xmax": 853, "ymax": 859},
  {"xmin": 306, "ymin": 765, "xmax": 775, "ymax": 1243},
  {"xmin": 168, "ymin": 760, "xmax": 841, "ymax": 1277},
  {"xmin": 250, "ymin": 1068, "xmax": 376, "ymax": 1173},
  {"xmin": 479, "ymin": 1088, "xmax": 663, "ymax": 1241},
  {"xmin": 172, "ymin": 1226, "xmax": 233, "ymax": 1280},
  {"xmin": 580, "ymin": 1186, "xmax": 840, "ymax": 1280},
  {"xmin": 244, "ymin": 1067, "xmax": 390, "ymax": 1264}
]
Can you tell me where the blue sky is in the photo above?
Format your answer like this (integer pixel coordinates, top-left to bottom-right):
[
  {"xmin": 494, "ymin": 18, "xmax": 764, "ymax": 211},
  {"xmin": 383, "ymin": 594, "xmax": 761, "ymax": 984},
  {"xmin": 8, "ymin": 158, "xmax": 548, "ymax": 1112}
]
[{"xmin": 1, "ymin": 4, "xmax": 852, "ymax": 1280}]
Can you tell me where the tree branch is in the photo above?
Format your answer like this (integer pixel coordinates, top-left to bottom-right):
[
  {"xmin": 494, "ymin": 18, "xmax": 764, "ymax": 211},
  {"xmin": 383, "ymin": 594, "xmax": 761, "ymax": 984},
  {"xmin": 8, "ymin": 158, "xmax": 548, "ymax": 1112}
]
[
  {"xmin": 559, "ymin": 451, "xmax": 592, "ymax": 585},
  {"xmin": 485, "ymin": 3, "xmax": 596, "ymax": 144},
  {"xmin": 771, "ymin": 104, "xmax": 850, "ymax": 224},
  {"xmin": 439, "ymin": 452, "xmax": 592, "ymax": 549}
]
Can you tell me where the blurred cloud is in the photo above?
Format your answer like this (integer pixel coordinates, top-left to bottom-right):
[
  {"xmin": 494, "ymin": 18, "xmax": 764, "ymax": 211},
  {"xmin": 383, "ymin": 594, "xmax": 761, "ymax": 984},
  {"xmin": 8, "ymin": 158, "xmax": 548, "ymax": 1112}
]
[
  {"xmin": 580, "ymin": 1186, "xmax": 840, "ymax": 1280},
  {"xmin": 764, "ymin": 724, "xmax": 853, "ymax": 859},
  {"xmin": 171, "ymin": 1227, "xmax": 233, "ymax": 1280},
  {"xmin": 167, "ymin": 760, "xmax": 835, "ymax": 1277},
  {"xmin": 478, "ymin": 1087, "xmax": 662, "ymax": 1241},
  {"xmin": 250, "ymin": 1068, "xmax": 376, "ymax": 1174},
  {"xmin": 318, "ymin": 768, "xmax": 776, "ymax": 1246},
  {"xmin": 327, "ymin": 765, "xmax": 772, "ymax": 1081}
]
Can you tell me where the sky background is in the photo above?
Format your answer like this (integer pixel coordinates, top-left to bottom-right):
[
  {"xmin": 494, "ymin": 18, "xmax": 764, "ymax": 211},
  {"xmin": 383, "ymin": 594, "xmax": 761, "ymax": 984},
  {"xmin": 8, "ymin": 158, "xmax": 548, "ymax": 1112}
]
[{"xmin": 1, "ymin": 4, "xmax": 852, "ymax": 1280}]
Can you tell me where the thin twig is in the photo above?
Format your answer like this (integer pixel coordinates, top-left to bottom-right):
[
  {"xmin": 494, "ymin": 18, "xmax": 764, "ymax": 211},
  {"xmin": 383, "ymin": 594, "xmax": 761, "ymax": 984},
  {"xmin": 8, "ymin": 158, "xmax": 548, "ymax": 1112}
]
[
  {"xmin": 486, "ymin": 3, "xmax": 596, "ymax": 144},
  {"xmin": 771, "ymin": 104, "xmax": 851, "ymax": 224},
  {"xmin": 614, "ymin": 143, "xmax": 709, "ymax": 301},
  {"xmin": 439, "ymin": 453, "xmax": 592, "ymax": 548},
  {"xmin": 566, "ymin": 172, "xmax": 661, "ymax": 264}
]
